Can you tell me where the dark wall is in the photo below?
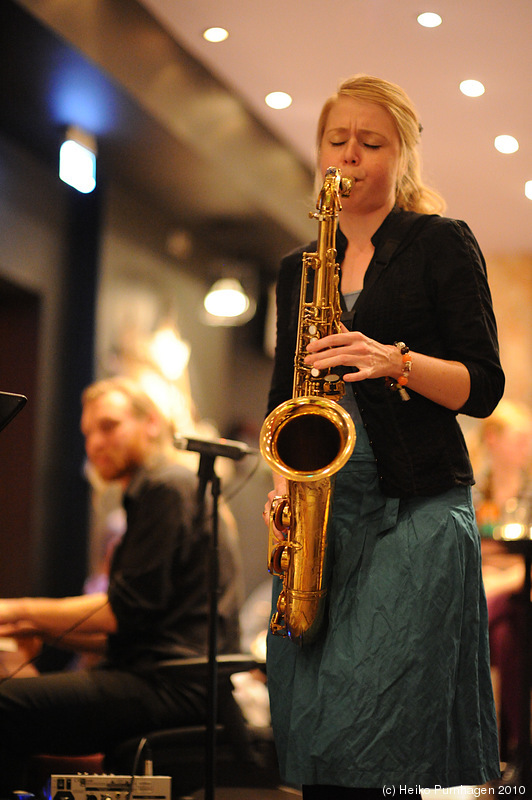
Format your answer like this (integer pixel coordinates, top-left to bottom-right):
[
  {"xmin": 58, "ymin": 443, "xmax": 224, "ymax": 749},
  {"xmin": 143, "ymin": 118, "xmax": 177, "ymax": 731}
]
[
  {"xmin": 0, "ymin": 147, "xmax": 99, "ymax": 598},
  {"xmin": 0, "ymin": 282, "xmax": 40, "ymax": 596},
  {"xmin": 0, "ymin": 0, "xmax": 284, "ymax": 602}
]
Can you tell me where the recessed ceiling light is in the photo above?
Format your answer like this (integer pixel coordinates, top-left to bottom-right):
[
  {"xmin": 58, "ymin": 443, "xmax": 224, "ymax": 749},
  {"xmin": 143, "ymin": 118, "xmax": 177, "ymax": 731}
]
[
  {"xmin": 265, "ymin": 91, "xmax": 292, "ymax": 110},
  {"xmin": 525, "ymin": 181, "xmax": 532, "ymax": 200},
  {"xmin": 460, "ymin": 79, "xmax": 485, "ymax": 98},
  {"xmin": 203, "ymin": 27, "xmax": 229, "ymax": 43},
  {"xmin": 417, "ymin": 12, "xmax": 442, "ymax": 28},
  {"xmin": 494, "ymin": 135, "xmax": 519, "ymax": 154}
]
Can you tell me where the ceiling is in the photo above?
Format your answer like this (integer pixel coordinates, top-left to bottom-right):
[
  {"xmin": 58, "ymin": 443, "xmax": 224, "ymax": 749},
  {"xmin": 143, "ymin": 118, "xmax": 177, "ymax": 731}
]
[
  {"xmin": 6, "ymin": 0, "xmax": 531, "ymax": 269},
  {"xmin": 137, "ymin": 0, "xmax": 532, "ymax": 256}
]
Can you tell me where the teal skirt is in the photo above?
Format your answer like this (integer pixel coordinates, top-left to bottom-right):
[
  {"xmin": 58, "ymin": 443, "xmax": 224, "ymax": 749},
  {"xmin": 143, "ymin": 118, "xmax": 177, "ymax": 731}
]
[{"xmin": 266, "ymin": 424, "xmax": 500, "ymax": 789}]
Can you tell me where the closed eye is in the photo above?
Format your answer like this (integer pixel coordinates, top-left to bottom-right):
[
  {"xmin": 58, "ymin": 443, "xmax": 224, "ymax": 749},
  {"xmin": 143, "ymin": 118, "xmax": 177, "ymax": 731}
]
[
  {"xmin": 329, "ymin": 141, "xmax": 381, "ymax": 149},
  {"xmin": 99, "ymin": 419, "xmax": 120, "ymax": 434}
]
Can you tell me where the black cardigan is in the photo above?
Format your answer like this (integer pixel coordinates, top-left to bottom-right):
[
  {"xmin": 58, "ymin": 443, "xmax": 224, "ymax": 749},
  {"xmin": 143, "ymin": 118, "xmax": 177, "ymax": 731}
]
[{"xmin": 266, "ymin": 207, "xmax": 505, "ymax": 498}]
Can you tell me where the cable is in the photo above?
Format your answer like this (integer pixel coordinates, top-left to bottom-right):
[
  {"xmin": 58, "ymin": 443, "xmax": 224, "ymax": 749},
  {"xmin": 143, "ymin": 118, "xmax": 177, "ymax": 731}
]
[
  {"xmin": 220, "ymin": 452, "xmax": 260, "ymax": 504},
  {"xmin": 125, "ymin": 736, "xmax": 153, "ymax": 800},
  {"xmin": 0, "ymin": 598, "xmax": 111, "ymax": 684}
]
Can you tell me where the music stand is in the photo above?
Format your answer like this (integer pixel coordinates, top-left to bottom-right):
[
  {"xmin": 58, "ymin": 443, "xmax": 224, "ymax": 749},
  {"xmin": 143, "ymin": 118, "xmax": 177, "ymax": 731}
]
[{"xmin": 0, "ymin": 392, "xmax": 27, "ymax": 434}]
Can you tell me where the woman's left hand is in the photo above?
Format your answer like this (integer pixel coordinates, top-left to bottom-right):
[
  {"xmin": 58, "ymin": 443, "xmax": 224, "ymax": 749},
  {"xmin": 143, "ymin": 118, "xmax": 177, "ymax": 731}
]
[{"xmin": 304, "ymin": 324, "xmax": 399, "ymax": 383}]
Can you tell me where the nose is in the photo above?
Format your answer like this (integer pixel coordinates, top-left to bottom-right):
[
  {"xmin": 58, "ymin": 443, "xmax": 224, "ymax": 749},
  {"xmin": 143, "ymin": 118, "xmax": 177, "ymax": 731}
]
[{"xmin": 342, "ymin": 137, "xmax": 360, "ymax": 165}]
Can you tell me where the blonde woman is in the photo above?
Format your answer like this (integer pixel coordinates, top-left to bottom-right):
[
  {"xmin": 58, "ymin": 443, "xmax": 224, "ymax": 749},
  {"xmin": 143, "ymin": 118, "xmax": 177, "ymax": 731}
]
[{"xmin": 264, "ymin": 75, "xmax": 504, "ymax": 798}]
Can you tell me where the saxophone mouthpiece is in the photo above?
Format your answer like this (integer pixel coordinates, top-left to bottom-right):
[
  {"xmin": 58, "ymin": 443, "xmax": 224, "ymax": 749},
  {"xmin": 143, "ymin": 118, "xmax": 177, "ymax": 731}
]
[{"xmin": 340, "ymin": 176, "xmax": 354, "ymax": 196}]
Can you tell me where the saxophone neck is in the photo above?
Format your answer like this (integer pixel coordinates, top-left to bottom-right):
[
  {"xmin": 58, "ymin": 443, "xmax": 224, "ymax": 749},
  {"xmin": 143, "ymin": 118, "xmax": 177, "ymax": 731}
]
[{"xmin": 312, "ymin": 166, "xmax": 353, "ymax": 221}]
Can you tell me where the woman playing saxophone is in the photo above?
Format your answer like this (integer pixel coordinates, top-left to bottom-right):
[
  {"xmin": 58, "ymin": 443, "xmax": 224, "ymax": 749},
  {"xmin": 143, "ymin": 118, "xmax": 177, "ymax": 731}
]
[{"xmin": 262, "ymin": 74, "xmax": 504, "ymax": 799}]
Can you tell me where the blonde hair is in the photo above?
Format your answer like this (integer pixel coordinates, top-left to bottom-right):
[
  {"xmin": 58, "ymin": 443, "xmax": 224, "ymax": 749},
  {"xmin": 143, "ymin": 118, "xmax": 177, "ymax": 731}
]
[
  {"xmin": 316, "ymin": 74, "xmax": 446, "ymax": 215},
  {"xmin": 479, "ymin": 399, "xmax": 532, "ymax": 442},
  {"xmin": 467, "ymin": 399, "xmax": 532, "ymax": 481},
  {"xmin": 82, "ymin": 376, "xmax": 175, "ymax": 450}
]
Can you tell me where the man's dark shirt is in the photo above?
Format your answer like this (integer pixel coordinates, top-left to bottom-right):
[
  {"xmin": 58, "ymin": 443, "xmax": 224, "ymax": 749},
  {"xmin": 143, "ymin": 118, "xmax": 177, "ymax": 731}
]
[{"xmin": 106, "ymin": 456, "xmax": 241, "ymax": 668}]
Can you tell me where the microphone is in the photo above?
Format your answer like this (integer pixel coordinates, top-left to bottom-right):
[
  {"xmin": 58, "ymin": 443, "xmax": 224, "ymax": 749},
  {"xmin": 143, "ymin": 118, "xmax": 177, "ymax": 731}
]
[{"xmin": 174, "ymin": 435, "xmax": 258, "ymax": 461}]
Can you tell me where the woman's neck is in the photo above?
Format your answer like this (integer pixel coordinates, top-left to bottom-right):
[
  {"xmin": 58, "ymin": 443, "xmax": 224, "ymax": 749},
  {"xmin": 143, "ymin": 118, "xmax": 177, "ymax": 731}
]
[
  {"xmin": 338, "ymin": 204, "xmax": 394, "ymax": 294},
  {"xmin": 338, "ymin": 197, "xmax": 394, "ymax": 242},
  {"xmin": 341, "ymin": 241, "xmax": 374, "ymax": 293}
]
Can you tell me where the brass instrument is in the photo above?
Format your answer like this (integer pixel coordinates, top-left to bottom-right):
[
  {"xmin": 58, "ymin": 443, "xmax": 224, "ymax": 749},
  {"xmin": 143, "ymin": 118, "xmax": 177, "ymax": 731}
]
[{"xmin": 260, "ymin": 166, "xmax": 356, "ymax": 644}]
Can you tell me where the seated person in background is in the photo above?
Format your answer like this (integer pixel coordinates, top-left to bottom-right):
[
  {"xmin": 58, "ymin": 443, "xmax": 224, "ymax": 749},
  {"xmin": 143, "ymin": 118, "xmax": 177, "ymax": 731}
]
[
  {"xmin": 469, "ymin": 399, "xmax": 532, "ymax": 762},
  {"xmin": 0, "ymin": 377, "xmax": 241, "ymax": 793}
]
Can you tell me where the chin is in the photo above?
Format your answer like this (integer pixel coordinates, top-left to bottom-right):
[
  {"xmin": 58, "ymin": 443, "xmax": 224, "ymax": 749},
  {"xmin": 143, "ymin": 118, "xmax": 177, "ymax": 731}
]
[{"xmin": 92, "ymin": 463, "xmax": 121, "ymax": 483}]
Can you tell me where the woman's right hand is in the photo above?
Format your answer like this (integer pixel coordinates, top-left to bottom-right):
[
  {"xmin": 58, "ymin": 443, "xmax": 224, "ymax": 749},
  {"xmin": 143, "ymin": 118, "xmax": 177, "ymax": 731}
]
[{"xmin": 263, "ymin": 477, "xmax": 288, "ymax": 542}]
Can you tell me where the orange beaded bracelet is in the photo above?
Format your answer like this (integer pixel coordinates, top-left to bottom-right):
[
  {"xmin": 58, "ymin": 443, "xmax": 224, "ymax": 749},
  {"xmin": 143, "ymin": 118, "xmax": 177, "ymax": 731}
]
[{"xmin": 386, "ymin": 341, "xmax": 412, "ymax": 401}]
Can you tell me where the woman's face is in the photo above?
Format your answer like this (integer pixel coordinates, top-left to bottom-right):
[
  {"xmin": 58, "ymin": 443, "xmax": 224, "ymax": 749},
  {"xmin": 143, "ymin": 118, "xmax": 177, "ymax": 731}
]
[{"xmin": 319, "ymin": 95, "xmax": 402, "ymax": 218}]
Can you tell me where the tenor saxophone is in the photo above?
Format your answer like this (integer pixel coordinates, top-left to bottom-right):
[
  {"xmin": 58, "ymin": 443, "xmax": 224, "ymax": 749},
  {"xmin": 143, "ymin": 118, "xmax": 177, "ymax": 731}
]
[{"xmin": 260, "ymin": 166, "xmax": 356, "ymax": 644}]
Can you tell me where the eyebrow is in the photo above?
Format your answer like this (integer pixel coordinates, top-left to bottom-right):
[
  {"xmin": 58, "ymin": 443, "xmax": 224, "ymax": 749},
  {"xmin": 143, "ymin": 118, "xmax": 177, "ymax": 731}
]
[{"xmin": 326, "ymin": 126, "xmax": 388, "ymax": 140}]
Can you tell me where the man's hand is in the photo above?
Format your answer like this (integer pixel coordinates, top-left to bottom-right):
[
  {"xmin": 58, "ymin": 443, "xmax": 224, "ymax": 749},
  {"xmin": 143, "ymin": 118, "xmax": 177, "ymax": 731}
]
[{"xmin": 0, "ymin": 599, "xmax": 36, "ymax": 639}]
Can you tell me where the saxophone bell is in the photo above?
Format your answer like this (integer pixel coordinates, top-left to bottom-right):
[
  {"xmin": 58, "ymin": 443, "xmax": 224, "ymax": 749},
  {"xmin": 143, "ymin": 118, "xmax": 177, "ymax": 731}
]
[{"xmin": 261, "ymin": 396, "xmax": 355, "ymax": 483}]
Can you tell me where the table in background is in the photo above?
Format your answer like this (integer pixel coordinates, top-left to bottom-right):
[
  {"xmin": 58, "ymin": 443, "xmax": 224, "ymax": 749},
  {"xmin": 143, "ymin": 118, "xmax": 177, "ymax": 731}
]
[{"xmin": 497, "ymin": 538, "xmax": 532, "ymax": 791}]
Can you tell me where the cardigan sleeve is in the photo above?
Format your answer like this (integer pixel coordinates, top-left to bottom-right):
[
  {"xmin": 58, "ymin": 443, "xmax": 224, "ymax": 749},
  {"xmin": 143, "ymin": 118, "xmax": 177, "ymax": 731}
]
[{"xmin": 421, "ymin": 218, "xmax": 504, "ymax": 418}]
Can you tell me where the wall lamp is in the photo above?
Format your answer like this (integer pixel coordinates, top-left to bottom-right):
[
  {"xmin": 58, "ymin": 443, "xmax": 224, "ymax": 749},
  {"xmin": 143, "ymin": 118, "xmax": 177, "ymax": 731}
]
[
  {"xmin": 59, "ymin": 125, "xmax": 97, "ymax": 193},
  {"xmin": 149, "ymin": 323, "xmax": 191, "ymax": 382},
  {"xmin": 203, "ymin": 277, "xmax": 256, "ymax": 326}
]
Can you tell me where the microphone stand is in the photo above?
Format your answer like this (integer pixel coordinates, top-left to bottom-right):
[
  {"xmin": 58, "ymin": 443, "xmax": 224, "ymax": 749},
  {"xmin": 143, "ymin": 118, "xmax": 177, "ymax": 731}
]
[
  {"xmin": 182, "ymin": 436, "xmax": 257, "ymax": 800},
  {"xmin": 195, "ymin": 450, "xmax": 220, "ymax": 800}
]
